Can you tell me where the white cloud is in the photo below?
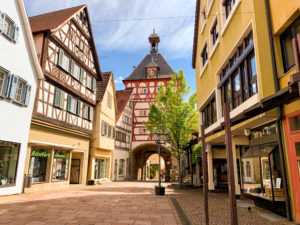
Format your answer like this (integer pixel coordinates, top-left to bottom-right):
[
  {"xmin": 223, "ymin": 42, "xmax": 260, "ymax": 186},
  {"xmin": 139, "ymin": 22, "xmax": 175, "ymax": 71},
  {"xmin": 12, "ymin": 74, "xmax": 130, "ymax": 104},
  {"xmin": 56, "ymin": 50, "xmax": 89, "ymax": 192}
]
[
  {"xmin": 114, "ymin": 76, "xmax": 124, "ymax": 84},
  {"xmin": 24, "ymin": 0, "xmax": 196, "ymax": 59}
]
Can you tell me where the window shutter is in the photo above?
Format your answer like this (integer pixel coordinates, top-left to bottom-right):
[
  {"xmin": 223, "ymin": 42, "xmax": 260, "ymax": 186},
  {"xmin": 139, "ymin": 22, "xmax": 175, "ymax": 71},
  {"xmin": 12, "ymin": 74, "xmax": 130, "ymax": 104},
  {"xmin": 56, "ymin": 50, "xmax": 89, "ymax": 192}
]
[
  {"xmin": 101, "ymin": 120, "xmax": 105, "ymax": 135},
  {"xmin": 89, "ymin": 106, "xmax": 94, "ymax": 121},
  {"xmin": 57, "ymin": 49, "xmax": 64, "ymax": 67},
  {"xmin": 24, "ymin": 84, "xmax": 32, "ymax": 106},
  {"xmin": 70, "ymin": 60, "xmax": 75, "ymax": 77},
  {"xmin": 67, "ymin": 95, "xmax": 71, "ymax": 112},
  {"xmin": 10, "ymin": 24, "xmax": 15, "ymax": 40},
  {"xmin": 1, "ymin": 72, "xmax": 11, "ymax": 97},
  {"xmin": 76, "ymin": 101, "xmax": 81, "ymax": 116},
  {"xmin": 80, "ymin": 69, "xmax": 84, "ymax": 83},
  {"xmin": 54, "ymin": 88, "xmax": 60, "ymax": 107},
  {"xmin": 92, "ymin": 78, "xmax": 96, "ymax": 92},
  {"xmin": 0, "ymin": 11, "xmax": 5, "ymax": 32},
  {"xmin": 8, "ymin": 75, "xmax": 18, "ymax": 100},
  {"xmin": 13, "ymin": 25, "xmax": 19, "ymax": 42}
]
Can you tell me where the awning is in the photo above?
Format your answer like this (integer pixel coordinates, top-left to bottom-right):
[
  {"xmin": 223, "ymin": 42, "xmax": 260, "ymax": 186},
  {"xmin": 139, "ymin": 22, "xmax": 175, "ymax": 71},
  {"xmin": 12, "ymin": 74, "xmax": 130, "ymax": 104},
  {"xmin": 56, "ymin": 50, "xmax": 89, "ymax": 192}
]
[{"xmin": 242, "ymin": 144, "xmax": 277, "ymax": 159}]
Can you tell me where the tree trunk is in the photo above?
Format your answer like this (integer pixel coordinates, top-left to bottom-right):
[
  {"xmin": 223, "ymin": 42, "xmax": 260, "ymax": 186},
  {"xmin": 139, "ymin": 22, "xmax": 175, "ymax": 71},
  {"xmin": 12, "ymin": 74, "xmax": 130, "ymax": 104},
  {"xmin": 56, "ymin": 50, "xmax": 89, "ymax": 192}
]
[{"xmin": 178, "ymin": 156, "xmax": 183, "ymax": 188}]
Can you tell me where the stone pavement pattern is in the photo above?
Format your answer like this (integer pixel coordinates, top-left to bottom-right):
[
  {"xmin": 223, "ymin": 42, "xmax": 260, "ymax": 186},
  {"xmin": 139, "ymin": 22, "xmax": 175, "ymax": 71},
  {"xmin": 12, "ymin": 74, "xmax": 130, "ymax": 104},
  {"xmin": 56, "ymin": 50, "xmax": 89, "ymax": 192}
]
[
  {"xmin": 0, "ymin": 182, "xmax": 181, "ymax": 225},
  {"xmin": 172, "ymin": 188, "xmax": 296, "ymax": 225}
]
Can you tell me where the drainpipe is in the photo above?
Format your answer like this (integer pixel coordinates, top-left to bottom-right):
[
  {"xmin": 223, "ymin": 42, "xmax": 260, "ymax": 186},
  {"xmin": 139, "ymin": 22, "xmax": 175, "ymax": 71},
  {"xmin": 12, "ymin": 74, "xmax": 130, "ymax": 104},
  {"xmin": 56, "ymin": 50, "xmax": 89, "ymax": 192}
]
[{"xmin": 265, "ymin": 0, "xmax": 291, "ymax": 220}]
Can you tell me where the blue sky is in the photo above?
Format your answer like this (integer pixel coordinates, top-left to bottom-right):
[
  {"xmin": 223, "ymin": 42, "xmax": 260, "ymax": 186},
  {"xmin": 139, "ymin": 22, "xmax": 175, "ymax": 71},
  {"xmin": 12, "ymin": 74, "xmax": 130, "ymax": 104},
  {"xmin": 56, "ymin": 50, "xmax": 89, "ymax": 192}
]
[{"xmin": 24, "ymin": 0, "xmax": 196, "ymax": 93}]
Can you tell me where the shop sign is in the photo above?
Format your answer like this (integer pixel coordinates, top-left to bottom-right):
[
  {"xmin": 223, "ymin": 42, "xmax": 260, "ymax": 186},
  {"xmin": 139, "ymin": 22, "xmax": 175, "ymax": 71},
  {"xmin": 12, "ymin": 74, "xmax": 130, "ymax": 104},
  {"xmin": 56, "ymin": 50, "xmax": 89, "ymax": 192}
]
[
  {"xmin": 54, "ymin": 153, "xmax": 68, "ymax": 158},
  {"xmin": 31, "ymin": 151, "xmax": 50, "ymax": 157}
]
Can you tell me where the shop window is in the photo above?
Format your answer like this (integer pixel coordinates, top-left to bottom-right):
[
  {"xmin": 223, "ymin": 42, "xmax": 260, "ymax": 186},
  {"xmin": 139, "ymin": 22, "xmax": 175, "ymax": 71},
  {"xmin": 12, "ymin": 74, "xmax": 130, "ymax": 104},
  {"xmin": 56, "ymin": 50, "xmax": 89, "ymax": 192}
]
[
  {"xmin": 51, "ymin": 150, "xmax": 70, "ymax": 181},
  {"xmin": 290, "ymin": 115, "xmax": 300, "ymax": 131},
  {"xmin": 29, "ymin": 147, "xmax": 51, "ymax": 183},
  {"xmin": 242, "ymin": 134, "xmax": 283, "ymax": 201},
  {"xmin": 119, "ymin": 159, "xmax": 125, "ymax": 176},
  {"xmin": 0, "ymin": 141, "xmax": 20, "ymax": 187},
  {"xmin": 94, "ymin": 159, "xmax": 108, "ymax": 179}
]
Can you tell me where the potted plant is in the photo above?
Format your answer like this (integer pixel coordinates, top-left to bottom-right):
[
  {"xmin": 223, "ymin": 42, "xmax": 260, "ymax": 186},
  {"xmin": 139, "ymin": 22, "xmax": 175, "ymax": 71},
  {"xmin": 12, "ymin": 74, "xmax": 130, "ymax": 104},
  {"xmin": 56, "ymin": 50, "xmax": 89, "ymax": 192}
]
[{"xmin": 155, "ymin": 185, "xmax": 165, "ymax": 195}]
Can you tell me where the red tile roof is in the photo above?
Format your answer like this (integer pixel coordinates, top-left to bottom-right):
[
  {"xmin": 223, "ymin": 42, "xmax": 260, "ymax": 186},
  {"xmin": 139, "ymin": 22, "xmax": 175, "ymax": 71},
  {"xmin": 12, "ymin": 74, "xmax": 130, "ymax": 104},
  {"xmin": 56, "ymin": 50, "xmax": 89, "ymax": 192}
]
[
  {"xmin": 96, "ymin": 72, "xmax": 112, "ymax": 101},
  {"xmin": 29, "ymin": 5, "xmax": 86, "ymax": 33},
  {"xmin": 115, "ymin": 90, "xmax": 132, "ymax": 123}
]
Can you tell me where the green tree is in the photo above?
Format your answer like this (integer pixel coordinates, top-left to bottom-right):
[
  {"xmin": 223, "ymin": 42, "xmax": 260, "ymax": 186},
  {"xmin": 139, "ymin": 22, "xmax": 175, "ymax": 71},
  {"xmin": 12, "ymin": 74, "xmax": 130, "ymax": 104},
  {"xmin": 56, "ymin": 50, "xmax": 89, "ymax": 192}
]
[{"xmin": 144, "ymin": 70, "xmax": 198, "ymax": 188}]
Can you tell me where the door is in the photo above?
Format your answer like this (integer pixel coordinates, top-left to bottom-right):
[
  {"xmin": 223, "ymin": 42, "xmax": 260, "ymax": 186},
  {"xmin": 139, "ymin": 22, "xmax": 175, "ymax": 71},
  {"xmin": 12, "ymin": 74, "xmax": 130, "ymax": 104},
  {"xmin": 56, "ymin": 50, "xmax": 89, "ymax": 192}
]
[
  {"xmin": 70, "ymin": 159, "xmax": 80, "ymax": 184},
  {"xmin": 291, "ymin": 135, "xmax": 300, "ymax": 222}
]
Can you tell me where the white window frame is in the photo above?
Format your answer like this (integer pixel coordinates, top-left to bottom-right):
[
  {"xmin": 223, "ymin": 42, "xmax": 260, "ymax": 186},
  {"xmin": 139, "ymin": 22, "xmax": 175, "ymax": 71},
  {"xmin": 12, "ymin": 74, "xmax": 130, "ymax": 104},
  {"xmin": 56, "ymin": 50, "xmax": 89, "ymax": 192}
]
[
  {"xmin": 220, "ymin": 0, "xmax": 242, "ymax": 37},
  {"xmin": 0, "ymin": 69, "xmax": 6, "ymax": 95},
  {"xmin": 200, "ymin": 40, "xmax": 209, "ymax": 77},
  {"xmin": 118, "ymin": 159, "xmax": 125, "ymax": 176},
  {"xmin": 14, "ymin": 79, "xmax": 25, "ymax": 104}
]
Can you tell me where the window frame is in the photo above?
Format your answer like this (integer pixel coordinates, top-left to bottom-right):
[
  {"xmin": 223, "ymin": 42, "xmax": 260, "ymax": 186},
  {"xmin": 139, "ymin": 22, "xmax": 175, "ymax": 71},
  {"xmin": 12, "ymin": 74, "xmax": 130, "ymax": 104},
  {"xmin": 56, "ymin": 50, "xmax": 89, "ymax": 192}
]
[{"xmin": 201, "ymin": 44, "xmax": 208, "ymax": 67}]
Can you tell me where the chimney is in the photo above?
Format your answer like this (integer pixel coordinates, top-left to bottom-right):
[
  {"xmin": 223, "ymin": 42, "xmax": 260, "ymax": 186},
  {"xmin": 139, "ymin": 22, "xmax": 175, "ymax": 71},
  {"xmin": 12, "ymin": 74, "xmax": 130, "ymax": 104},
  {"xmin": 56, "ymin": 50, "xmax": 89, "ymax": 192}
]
[{"xmin": 133, "ymin": 66, "xmax": 136, "ymax": 71}]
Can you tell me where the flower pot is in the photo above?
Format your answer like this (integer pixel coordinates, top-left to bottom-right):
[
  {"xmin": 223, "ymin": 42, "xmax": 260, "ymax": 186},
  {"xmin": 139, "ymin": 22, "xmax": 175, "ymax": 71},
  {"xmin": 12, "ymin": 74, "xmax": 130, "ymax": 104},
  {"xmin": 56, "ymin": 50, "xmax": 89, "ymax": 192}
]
[{"xmin": 155, "ymin": 186, "xmax": 165, "ymax": 195}]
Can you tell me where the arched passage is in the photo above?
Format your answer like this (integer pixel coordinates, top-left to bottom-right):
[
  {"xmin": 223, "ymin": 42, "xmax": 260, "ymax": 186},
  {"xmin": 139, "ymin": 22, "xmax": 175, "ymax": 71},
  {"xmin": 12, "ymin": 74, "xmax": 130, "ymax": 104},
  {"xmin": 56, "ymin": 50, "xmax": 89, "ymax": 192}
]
[
  {"xmin": 129, "ymin": 143, "xmax": 173, "ymax": 181},
  {"xmin": 145, "ymin": 154, "xmax": 165, "ymax": 180}
]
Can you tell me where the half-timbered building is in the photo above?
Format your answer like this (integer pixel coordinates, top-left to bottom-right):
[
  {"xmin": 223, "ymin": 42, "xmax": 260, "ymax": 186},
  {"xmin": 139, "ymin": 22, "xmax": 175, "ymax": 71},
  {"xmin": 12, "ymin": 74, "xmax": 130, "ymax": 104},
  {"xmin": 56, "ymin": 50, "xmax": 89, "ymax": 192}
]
[
  {"xmin": 114, "ymin": 90, "xmax": 133, "ymax": 181},
  {"xmin": 23, "ymin": 5, "xmax": 102, "ymax": 192},
  {"xmin": 123, "ymin": 30, "xmax": 176, "ymax": 181},
  {"xmin": 89, "ymin": 72, "xmax": 117, "ymax": 183}
]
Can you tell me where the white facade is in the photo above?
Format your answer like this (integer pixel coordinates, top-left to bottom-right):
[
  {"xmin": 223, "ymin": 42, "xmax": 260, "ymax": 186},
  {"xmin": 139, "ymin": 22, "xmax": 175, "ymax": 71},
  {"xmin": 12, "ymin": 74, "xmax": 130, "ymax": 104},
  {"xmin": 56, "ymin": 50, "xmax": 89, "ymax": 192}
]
[{"xmin": 0, "ymin": 0, "xmax": 43, "ymax": 195}]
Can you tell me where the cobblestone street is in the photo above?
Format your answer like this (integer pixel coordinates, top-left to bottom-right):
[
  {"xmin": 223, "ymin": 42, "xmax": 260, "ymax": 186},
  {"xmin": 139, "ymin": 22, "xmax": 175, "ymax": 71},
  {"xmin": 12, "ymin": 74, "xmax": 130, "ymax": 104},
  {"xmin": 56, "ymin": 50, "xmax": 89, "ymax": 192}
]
[{"xmin": 0, "ymin": 182, "xmax": 296, "ymax": 225}]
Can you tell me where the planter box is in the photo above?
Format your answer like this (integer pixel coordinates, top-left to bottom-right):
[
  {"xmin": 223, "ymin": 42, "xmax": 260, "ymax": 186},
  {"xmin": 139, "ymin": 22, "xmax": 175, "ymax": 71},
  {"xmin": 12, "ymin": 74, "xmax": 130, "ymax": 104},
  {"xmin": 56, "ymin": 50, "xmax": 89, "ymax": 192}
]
[{"xmin": 155, "ymin": 186, "xmax": 165, "ymax": 195}]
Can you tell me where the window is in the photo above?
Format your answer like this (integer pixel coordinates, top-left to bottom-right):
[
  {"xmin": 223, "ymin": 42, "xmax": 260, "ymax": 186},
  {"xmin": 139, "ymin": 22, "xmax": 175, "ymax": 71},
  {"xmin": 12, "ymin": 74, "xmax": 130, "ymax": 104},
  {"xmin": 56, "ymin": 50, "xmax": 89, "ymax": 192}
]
[
  {"xmin": 67, "ymin": 95, "xmax": 80, "ymax": 116},
  {"xmin": 94, "ymin": 159, "xmax": 108, "ymax": 179},
  {"xmin": 290, "ymin": 115, "xmax": 300, "ymax": 131},
  {"xmin": 57, "ymin": 49, "xmax": 70, "ymax": 72},
  {"xmin": 29, "ymin": 147, "xmax": 51, "ymax": 183},
  {"xmin": 129, "ymin": 100, "xmax": 133, "ymax": 108},
  {"xmin": 126, "ymin": 135, "xmax": 131, "ymax": 143},
  {"xmin": 124, "ymin": 115, "xmax": 130, "ymax": 124},
  {"xmin": 70, "ymin": 61, "xmax": 81, "ymax": 81},
  {"xmin": 280, "ymin": 17, "xmax": 300, "ymax": 72},
  {"xmin": 202, "ymin": 97, "xmax": 216, "ymax": 128},
  {"xmin": 101, "ymin": 120, "xmax": 108, "ymax": 136},
  {"xmin": 0, "ymin": 141, "xmax": 20, "ymax": 186},
  {"xmin": 14, "ymin": 79, "xmax": 24, "ymax": 103},
  {"xmin": 201, "ymin": 44, "xmax": 208, "ymax": 66},
  {"xmin": 201, "ymin": 4, "xmax": 206, "ymax": 28},
  {"xmin": 220, "ymin": 32, "xmax": 257, "ymax": 111},
  {"xmin": 107, "ymin": 93, "xmax": 112, "ymax": 109},
  {"xmin": 54, "ymin": 88, "xmax": 63, "ymax": 108},
  {"xmin": 246, "ymin": 161, "xmax": 251, "ymax": 177},
  {"xmin": 223, "ymin": 0, "xmax": 235, "ymax": 18},
  {"xmin": 116, "ymin": 131, "xmax": 126, "ymax": 142},
  {"xmin": 0, "ymin": 12, "xmax": 19, "ymax": 42},
  {"xmin": 108, "ymin": 125, "xmax": 112, "ymax": 138},
  {"xmin": 211, "ymin": 19, "xmax": 219, "ymax": 46},
  {"xmin": 51, "ymin": 150, "xmax": 70, "ymax": 181},
  {"xmin": 86, "ymin": 75, "xmax": 96, "ymax": 92},
  {"xmin": 157, "ymin": 87, "xmax": 160, "ymax": 92},
  {"xmin": 0, "ymin": 70, "xmax": 6, "ymax": 96},
  {"xmin": 83, "ymin": 104, "xmax": 93, "ymax": 121},
  {"xmin": 143, "ymin": 88, "xmax": 147, "ymax": 94},
  {"xmin": 119, "ymin": 159, "xmax": 125, "ymax": 176}
]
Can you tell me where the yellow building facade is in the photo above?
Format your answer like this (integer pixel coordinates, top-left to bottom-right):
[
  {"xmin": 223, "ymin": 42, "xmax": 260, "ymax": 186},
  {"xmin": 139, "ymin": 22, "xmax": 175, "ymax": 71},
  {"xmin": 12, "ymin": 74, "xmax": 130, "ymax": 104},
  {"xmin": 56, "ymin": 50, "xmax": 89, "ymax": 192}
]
[
  {"xmin": 89, "ymin": 72, "xmax": 117, "ymax": 183},
  {"xmin": 193, "ymin": 0, "xmax": 296, "ymax": 218},
  {"xmin": 268, "ymin": 0, "xmax": 300, "ymax": 222}
]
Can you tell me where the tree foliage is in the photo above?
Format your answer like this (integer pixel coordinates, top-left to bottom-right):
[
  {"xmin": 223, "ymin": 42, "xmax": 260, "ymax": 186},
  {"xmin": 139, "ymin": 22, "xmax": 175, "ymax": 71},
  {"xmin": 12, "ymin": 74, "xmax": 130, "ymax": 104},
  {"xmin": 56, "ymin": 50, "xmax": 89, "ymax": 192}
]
[{"xmin": 144, "ymin": 70, "xmax": 198, "ymax": 185}]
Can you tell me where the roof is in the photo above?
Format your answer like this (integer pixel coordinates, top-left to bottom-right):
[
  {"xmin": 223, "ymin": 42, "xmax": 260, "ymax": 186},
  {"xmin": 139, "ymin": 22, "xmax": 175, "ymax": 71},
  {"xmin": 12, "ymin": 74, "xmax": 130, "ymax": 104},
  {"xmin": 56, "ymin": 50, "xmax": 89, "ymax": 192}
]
[
  {"xmin": 29, "ymin": 5, "xmax": 85, "ymax": 33},
  {"xmin": 29, "ymin": 5, "xmax": 102, "ymax": 81},
  {"xmin": 192, "ymin": 0, "xmax": 200, "ymax": 69},
  {"xmin": 115, "ymin": 90, "xmax": 133, "ymax": 122},
  {"xmin": 145, "ymin": 60, "xmax": 159, "ymax": 68},
  {"xmin": 96, "ymin": 72, "xmax": 112, "ymax": 101},
  {"xmin": 123, "ymin": 53, "xmax": 174, "ymax": 81}
]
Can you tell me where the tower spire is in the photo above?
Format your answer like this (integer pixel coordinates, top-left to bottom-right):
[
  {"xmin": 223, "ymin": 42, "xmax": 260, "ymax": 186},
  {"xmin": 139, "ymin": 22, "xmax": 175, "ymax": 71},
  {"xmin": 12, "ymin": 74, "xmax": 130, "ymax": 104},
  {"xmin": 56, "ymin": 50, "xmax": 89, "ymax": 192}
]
[{"xmin": 148, "ymin": 28, "xmax": 160, "ymax": 52}]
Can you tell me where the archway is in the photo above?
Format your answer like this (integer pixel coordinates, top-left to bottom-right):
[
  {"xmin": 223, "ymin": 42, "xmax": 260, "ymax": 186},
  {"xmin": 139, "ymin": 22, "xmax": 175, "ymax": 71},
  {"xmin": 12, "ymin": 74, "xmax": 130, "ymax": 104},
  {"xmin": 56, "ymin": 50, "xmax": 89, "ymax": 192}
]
[
  {"xmin": 129, "ymin": 143, "xmax": 175, "ymax": 181},
  {"xmin": 145, "ymin": 154, "xmax": 165, "ymax": 180}
]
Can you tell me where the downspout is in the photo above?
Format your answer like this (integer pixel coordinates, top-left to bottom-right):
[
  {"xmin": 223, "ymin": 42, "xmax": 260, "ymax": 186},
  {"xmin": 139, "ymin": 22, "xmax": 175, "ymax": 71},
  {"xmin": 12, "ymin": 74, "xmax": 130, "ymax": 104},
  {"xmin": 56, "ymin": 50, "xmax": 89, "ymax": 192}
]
[{"xmin": 265, "ymin": 0, "xmax": 291, "ymax": 220}]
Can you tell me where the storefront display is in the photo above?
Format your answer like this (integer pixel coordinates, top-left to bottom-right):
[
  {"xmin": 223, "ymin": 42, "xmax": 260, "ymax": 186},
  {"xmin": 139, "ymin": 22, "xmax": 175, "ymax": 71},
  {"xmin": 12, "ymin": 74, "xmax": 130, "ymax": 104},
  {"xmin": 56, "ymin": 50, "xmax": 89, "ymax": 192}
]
[
  {"xmin": 94, "ymin": 158, "xmax": 109, "ymax": 179},
  {"xmin": 52, "ymin": 150, "xmax": 70, "ymax": 181},
  {"xmin": 0, "ymin": 141, "xmax": 20, "ymax": 187},
  {"xmin": 29, "ymin": 148, "xmax": 51, "ymax": 183},
  {"xmin": 242, "ymin": 123, "xmax": 284, "ymax": 201}
]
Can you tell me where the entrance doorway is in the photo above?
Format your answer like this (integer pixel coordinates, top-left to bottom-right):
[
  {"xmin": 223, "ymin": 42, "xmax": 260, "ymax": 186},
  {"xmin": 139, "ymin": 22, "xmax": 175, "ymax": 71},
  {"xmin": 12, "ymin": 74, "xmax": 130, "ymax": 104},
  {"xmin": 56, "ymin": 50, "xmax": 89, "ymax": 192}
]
[
  {"xmin": 146, "ymin": 154, "xmax": 165, "ymax": 180},
  {"xmin": 70, "ymin": 159, "xmax": 80, "ymax": 184}
]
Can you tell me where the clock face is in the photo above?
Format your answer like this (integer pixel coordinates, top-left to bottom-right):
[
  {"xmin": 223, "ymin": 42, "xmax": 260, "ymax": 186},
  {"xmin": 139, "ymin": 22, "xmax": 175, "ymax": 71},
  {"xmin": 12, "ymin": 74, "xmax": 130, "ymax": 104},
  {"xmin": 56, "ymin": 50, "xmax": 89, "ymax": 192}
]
[{"xmin": 147, "ymin": 68, "xmax": 156, "ymax": 78}]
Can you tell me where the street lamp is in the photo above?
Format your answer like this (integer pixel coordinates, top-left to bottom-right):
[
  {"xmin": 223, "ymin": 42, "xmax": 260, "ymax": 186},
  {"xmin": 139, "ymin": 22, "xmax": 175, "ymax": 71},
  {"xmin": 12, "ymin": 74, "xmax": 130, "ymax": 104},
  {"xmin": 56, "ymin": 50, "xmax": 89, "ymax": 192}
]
[{"xmin": 153, "ymin": 131, "xmax": 168, "ymax": 187}]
